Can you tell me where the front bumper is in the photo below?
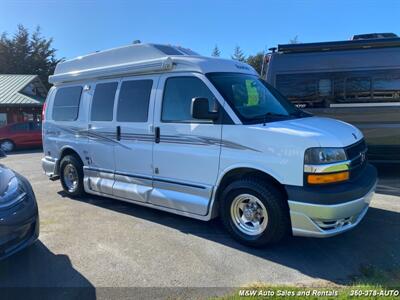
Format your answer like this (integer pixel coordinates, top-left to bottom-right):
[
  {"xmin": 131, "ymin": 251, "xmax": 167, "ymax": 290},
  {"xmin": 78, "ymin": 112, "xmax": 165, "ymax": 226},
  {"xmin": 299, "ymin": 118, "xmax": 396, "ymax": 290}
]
[
  {"xmin": 286, "ymin": 163, "xmax": 377, "ymax": 238},
  {"xmin": 0, "ymin": 176, "xmax": 39, "ymax": 260}
]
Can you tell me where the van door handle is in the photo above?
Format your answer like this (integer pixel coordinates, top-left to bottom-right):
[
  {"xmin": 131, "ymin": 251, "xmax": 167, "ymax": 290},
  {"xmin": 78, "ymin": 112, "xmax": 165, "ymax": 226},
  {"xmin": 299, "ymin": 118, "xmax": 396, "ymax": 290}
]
[
  {"xmin": 155, "ymin": 127, "xmax": 160, "ymax": 143},
  {"xmin": 116, "ymin": 126, "xmax": 121, "ymax": 141}
]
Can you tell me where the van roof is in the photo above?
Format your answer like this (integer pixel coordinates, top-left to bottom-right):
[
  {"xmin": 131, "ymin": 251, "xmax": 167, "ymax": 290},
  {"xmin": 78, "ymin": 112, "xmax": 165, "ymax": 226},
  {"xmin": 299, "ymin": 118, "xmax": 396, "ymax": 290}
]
[
  {"xmin": 277, "ymin": 37, "xmax": 400, "ymax": 54},
  {"xmin": 49, "ymin": 43, "xmax": 257, "ymax": 84}
]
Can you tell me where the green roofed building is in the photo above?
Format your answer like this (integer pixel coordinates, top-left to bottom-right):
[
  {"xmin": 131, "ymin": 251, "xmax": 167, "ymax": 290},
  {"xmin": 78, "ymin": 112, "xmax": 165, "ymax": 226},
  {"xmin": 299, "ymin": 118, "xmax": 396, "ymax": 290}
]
[{"xmin": 0, "ymin": 74, "xmax": 47, "ymax": 127}]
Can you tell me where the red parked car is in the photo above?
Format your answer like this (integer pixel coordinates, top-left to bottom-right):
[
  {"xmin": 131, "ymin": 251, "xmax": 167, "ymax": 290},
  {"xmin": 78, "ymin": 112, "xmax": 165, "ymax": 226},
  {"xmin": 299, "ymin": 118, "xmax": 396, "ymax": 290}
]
[{"xmin": 0, "ymin": 121, "xmax": 42, "ymax": 152}]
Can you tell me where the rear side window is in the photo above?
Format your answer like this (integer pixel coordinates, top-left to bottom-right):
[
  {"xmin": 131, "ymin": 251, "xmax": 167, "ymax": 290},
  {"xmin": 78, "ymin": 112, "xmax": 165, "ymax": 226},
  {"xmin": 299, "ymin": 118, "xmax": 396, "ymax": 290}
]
[
  {"xmin": 91, "ymin": 82, "xmax": 118, "ymax": 121},
  {"xmin": 162, "ymin": 77, "xmax": 216, "ymax": 122},
  {"xmin": 52, "ymin": 86, "xmax": 82, "ymax": 121},
  {"xmin": 29, "ymin": 122, "xmax": 42, "ymax": 131},
  {"xmin": 117, "ymin": 80, "xmax": 153, "ymax": 122},
  {"xmin": 11, "ymin": 123, "xmax": 29, "ymax": 132}
]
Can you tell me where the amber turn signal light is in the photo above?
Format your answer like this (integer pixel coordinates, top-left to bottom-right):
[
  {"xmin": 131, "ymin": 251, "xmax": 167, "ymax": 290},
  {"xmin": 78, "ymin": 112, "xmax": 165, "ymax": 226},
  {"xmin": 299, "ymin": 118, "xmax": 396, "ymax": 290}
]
[{"xmin": 307, "ymin": 171, "xmax": 349, "ymax": 184}]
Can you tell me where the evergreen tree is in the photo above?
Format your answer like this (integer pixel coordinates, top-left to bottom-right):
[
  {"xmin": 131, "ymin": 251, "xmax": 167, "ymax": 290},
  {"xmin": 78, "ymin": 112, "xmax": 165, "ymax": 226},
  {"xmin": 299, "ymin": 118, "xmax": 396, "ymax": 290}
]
[
  {"xmin": 211, "ymin": 45, "xmax": 221, "ymax": 57},
  {"xmin": 246, "ymin": 52, "xmax": 265, "ymax": 76},
  {"xmin": 0, "ymin": 25, "xmax": 60, "ymax": 88},
  {"xmin": 231, "ymin": 46, "xmax": 246, "ymax": 62}
]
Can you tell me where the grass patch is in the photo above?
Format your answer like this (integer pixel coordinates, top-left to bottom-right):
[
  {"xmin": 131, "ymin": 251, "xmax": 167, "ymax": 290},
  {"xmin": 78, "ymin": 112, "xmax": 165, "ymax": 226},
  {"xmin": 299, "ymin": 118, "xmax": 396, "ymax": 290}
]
[{"xmin": 212, "ymin": 267, "xmax": 400, "ymax": 300}]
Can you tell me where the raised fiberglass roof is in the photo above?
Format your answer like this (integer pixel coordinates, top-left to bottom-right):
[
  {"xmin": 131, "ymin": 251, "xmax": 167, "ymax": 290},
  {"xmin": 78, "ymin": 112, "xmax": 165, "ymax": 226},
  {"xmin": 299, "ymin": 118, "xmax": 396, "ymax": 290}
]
[{"xmin": 49, "ymin": 43, "xmax": 257, "ymax": 84}]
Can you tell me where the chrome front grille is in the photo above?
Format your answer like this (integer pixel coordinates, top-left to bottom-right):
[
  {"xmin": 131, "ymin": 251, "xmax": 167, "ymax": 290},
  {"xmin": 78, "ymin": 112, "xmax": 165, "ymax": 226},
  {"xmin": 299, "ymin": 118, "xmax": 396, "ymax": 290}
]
[
  {"xmin": 345, "ymin": 139, "xmax": 367, "ymax": 160},
  {"xmin": 345, "ymin": 139, "xmax": 368, "ymax": 180}
]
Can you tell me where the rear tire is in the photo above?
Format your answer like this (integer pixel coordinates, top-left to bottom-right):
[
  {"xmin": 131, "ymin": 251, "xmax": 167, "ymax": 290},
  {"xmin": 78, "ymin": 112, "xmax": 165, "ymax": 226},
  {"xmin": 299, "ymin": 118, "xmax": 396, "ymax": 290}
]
[
  {"xmin": 60, "ymin": 155, "xmax": 84, "ymax": 197},
  {"xmin": 219, "ymin": 177, "xmax": 290, "ymax": 247},
  {"xmin": 0, "ymin": 139, "xmax": 15, "ymax": 152}
]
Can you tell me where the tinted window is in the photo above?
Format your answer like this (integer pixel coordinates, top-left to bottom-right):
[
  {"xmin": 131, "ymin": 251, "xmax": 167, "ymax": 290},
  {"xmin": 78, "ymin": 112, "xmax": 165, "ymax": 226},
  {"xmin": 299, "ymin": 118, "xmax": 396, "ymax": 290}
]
[
  {"xmin": 276, "ymin": 69, "xmax": 400, "ymax": 107},
  {"xmin": 162, "ymin": 77, "xmax": 217, "ymax": 122},
  {"xmin": 11, "ymin": 123, "xmax": 29, "ymax": 132},
  {"xmin": 29, "ymin": 122, "xmax": 42, "ymax": 131},
  {"xmin": 91, "ymin": 82, "xmax": 118, "ymax": 121},
  {"xmin": 117, "ymin": 80, "xmax": 153, "ymax": 122},
  {"xmin": 52, "ymin": 86, "xmax": 82, "ymax": 121},
  {"xmin": 276, "ymin": 74, "xmax": 318, "ymax": 107},
  {"xmin": 346, "ymin": 77, "xmax": 371, "ymax": 100},
  {"xmin": 373, "ymin": 75, "xmax": 400, "ymax": 100},
  {"xmin": 318, "ymin": 79, "xmax": 332, "ymax": 96}
]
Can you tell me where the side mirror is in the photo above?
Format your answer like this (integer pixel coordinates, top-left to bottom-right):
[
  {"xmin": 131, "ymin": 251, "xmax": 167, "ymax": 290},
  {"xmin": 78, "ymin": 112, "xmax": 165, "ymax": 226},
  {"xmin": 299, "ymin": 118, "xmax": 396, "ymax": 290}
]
[
  {"xmin": 0, "ymin": 149, "xmax": 6, "ymax": 159},
  {"xmin": 191, "ymin": 97, "xmax": 219, "ymax": 121}
]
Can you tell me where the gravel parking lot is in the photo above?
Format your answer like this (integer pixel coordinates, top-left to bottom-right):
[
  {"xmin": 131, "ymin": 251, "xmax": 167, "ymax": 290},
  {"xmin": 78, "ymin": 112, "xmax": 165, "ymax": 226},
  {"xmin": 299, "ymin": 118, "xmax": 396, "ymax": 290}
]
[{"xmin": 0, "ymin": 150, "xmax": 399, "ymax": 296}]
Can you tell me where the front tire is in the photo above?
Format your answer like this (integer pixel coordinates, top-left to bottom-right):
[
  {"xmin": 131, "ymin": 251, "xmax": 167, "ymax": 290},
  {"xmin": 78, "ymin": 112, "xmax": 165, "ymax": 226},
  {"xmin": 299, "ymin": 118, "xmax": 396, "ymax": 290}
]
[
  {"xmin": 220, "ymin": 177, "xmax": 290, "ymax": 247},
  {"xmin": 60, "ymin": 155, "xmax": 84, "ymax": 197}
]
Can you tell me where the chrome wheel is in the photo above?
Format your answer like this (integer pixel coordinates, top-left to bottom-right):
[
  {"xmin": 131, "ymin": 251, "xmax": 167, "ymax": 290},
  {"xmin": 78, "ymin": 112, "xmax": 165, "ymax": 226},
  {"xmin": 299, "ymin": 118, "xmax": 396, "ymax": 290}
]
[
  {"xmin": 63, "ymin": 164, "xmax": 79, "ymax": 192},
  {"xmin": 0, "ymin": 140, "xmax": 14, "ymax": 152},
  {"xmin": 230, "ymin": 194, "xmax": 268, "ymax": 236}
]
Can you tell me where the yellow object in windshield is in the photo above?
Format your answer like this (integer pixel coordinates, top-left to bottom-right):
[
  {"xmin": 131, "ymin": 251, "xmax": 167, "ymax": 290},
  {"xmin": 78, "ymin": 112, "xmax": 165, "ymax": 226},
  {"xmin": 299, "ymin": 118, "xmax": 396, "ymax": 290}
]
[{"xmin": 245, "ymin": 80, "xmax": 260, "ymax": 106}]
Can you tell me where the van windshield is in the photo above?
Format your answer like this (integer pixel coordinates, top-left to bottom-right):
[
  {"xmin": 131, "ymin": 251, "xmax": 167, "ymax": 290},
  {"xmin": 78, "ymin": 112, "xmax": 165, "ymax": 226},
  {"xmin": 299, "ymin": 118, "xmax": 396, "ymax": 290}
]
[{"xmin": 207, "ymin": 72, "xmax": 308, "ymax": 124}]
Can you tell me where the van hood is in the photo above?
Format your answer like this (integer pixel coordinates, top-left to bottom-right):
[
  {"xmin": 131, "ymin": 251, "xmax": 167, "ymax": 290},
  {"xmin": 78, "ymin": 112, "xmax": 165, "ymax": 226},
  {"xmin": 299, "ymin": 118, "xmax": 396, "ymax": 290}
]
[{"xmin": 262, "ymin": 116, "xmax": 363, "ymax": 147}]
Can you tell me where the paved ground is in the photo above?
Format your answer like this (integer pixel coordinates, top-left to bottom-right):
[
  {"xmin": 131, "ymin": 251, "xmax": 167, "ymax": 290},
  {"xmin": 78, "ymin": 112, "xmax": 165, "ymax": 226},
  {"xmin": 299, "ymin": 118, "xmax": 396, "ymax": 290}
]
[{"xmin": 0, "ymin": 150, "xmax": 399, "ymax": 294}]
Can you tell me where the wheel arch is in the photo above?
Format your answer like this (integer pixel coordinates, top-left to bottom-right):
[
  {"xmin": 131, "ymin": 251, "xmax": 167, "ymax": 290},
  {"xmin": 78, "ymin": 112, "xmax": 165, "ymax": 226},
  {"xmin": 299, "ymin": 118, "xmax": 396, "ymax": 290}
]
[
  {"xmin": 0, "ymin": 138, "xmax": 16, "ymax": 150},
  {"xmin": 210, "ymin": 166, "xmax": 288, "ymax": 218},
  {"xmin": 56, "ymin": 146, "xmax": 84, "ymax": 174}
]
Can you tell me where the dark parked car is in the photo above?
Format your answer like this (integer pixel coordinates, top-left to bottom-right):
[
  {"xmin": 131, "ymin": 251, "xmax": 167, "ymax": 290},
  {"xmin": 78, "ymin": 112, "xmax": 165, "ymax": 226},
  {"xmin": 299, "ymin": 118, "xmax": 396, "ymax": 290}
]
[
  {"xmin": 0, "ymin": 149, "xmax": 39, "ymax": 260},
  {"xmin": 0, "ymin": 121, "xmax": 42, "ymax": 152}
]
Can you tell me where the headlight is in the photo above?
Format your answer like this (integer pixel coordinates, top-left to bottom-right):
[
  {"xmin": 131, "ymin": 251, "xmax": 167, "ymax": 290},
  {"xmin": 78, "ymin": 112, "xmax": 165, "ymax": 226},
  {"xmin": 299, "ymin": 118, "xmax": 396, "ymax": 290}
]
[
  {"xmin": 304, "ymin": 148, "xmax": 349, "ymax": 185},
  {"xmin": 304, "ymin": 148, "xmax": 347, "ymax": 165},
  {"xmin": 0, "ymin": 176, "xmax": 26, "ymax": 207}
]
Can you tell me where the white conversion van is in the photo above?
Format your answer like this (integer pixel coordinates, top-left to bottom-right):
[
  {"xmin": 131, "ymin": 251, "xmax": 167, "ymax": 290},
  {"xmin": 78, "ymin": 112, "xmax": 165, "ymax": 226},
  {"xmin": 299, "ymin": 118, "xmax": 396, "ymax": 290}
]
[{"xmin": 42, "ymin": 43, "xmax": 377, "ymax": 246}]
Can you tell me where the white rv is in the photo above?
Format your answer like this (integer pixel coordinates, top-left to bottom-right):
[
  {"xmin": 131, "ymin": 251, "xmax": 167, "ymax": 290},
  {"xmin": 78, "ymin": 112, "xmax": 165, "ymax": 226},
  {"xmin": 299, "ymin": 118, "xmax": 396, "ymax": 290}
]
[{"xmin": 42, "ymin": 43, "xmax": 377, "ymax": 246}]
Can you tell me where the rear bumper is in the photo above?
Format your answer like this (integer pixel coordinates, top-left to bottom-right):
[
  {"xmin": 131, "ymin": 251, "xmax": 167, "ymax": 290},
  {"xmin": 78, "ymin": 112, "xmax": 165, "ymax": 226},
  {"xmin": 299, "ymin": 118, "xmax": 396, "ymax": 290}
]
[
  {"xmin": 42, "ymin": 156, "xmax": 58, "ymax": 177},
  {"xmin": 0, "ymin": 176, "xmax": 39, "ymax": 260},
  {"xmin": 286, "ymin": 163, "xmax": 377, "ymax": 238}
]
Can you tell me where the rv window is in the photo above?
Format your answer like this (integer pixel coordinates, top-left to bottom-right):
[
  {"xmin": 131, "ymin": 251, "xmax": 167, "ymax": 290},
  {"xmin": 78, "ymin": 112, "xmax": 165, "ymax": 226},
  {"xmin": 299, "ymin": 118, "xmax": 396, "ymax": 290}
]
[
  {"xmin": 275, "ymin": 70, "xmax": 400, "ymax": 107},
  {"xmin": 162, "ymin": 77, "xmax": 216, "ymax": 123},
  {"xmin": 345, "ymin": 77, "xmax": 371, "ymax": 100},
  {"xmin": 373, "ymin": 76, "xmax": 400, "ymax": 100},
  {"xmin": 318, "ymin": 79, "xmax": 332, "ymax": 96},
  {"xmin": 275, "ymin": 74, "xmax": 319, "ymax": 106},
  {"xmin": 117, "ymin": 80, "xmax": 153, "ymax": 122},
  {"xmin": 52, "ymin": 86, "xmax": 83, "ymax": 121},
  {"xmin": 91, "ymin": 82, "xmax": 118, "ymax": 122},
  {"xmin": 333, "ymin": 78, "xmax": 345, "ymax": 102}
]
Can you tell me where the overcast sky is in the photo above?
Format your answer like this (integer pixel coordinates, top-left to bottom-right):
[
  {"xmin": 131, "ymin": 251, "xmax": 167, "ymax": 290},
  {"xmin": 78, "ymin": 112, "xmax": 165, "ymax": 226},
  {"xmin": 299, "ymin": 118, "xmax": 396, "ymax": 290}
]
[{"xmin": 0, "ymin": 0, "xmax": 399, "ymax": 60}]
